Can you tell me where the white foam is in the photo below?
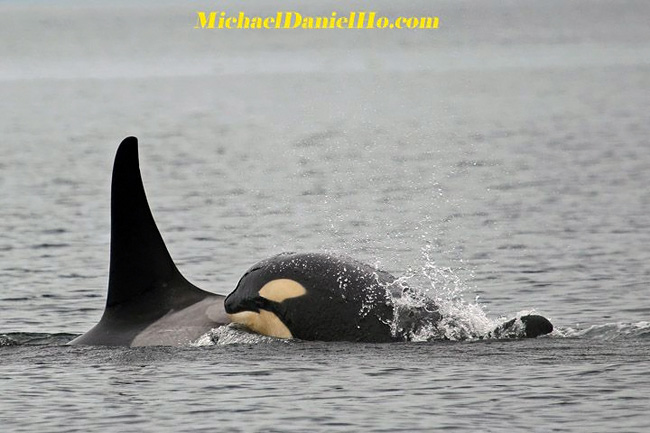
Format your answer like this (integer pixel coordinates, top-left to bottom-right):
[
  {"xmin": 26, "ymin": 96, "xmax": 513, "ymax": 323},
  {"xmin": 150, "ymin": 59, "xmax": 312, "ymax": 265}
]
[{"xmin": 192, "ymin": 324, "xmax": 286, "ymax": 346}]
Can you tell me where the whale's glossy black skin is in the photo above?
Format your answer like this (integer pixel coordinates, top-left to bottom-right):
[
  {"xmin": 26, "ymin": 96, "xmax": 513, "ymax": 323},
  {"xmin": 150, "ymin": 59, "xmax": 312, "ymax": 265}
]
[
  {"xmin": 226, "ymin": 252, "xmax": 435, "ymax": 342},
  {"xmin": 69, "ymin": 137, "xmax": 228, "ymax": 347},
  {"xmin": 225, "ymin": 253, "xmax": 553, "ymax": 342}
]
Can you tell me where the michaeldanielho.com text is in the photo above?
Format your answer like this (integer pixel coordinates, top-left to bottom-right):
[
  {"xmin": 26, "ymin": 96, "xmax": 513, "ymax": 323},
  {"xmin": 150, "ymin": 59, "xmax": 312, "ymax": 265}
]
[{"xmin": 195, "ymin": 11, "xmax": 440, "ymax": 30}]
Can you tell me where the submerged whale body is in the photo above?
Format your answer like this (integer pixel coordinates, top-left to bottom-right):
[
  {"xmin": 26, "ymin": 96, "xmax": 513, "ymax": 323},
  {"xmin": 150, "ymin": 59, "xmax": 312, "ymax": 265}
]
[
  {"xmin": 69, "ymin": 137, "xmax": 228, "ymax": 346},
  {"xmin": 70, "ymin": 136, "xmax": 552, "ymax": 346},
  {"xmin": 224, "ymin": 252, "xmax": 554, "ymax": 342}
]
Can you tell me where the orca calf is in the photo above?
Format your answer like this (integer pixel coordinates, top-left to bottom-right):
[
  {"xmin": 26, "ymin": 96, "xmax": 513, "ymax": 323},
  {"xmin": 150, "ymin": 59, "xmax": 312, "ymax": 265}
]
[
  {"xmin": 69, "ymin": 137, "xmax": 228, "ymax": 346},
  {"xmin": 225, "ymin": 252, "xmax": 413, "ymax": 342},
  {"xmin": 225, "ymin": 252, "xmax": 553, "ymax": 342},
  {"xmin": 71, "ymin": 137, "xmax": 552, "ymax": 346}
]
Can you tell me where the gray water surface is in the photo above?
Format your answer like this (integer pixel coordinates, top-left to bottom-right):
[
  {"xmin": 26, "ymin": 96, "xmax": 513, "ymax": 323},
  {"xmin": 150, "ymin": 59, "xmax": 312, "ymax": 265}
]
[
  {"xmin": 1, "ymin": 338, "xmax": 649, "ymax": 433},
  {"xmin": 1, "ymin": 0, "xmax": 649, "ymax": 431}
]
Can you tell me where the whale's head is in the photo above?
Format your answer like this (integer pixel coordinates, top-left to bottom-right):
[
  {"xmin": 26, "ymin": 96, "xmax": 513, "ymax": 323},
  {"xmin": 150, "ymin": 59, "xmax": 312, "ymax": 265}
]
[{"xmin": 224, "ymin": 252, "xmax": 397, "ymax": 342}]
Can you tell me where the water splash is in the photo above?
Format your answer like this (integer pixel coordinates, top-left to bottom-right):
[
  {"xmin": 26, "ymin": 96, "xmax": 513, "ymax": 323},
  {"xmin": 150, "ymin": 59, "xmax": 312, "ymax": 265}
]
[
  {"xmin": 192, "ymin": 324, "xmax": 287, "ymax": 346},
  {"xmin": 381, "ymin": 244, "xmax": 501, "ymax": 341}
]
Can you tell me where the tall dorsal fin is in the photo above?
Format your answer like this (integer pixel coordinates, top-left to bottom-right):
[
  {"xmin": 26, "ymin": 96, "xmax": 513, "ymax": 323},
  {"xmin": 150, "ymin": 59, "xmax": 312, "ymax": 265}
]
[{"xmin": 106, "ymin": 137, "xmax": 207, "ymax": 309}]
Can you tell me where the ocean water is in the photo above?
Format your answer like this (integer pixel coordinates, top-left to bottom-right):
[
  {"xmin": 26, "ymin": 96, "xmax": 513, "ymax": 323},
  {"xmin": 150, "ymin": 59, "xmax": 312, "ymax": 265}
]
[{"xmin": 1, "ymin": 0, "xmax": 650, "ymax": 431}]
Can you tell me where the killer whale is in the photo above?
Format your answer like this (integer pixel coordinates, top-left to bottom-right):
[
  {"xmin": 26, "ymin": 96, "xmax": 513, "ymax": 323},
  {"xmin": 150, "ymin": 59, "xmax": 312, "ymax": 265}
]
[
  {"xmin": 69, "ymin": 137, "xmax": 228, "ymax": 346},
  {"xmin": 224, "ymin": 252, "xmax": 553, "ymax": 342},
  {"xmin": 70, "ymin": 136, "xmax": 552, "ymax": 346}
]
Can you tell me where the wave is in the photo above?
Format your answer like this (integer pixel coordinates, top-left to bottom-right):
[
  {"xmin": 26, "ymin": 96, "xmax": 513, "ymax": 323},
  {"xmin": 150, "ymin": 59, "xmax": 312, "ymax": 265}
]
[
  {"xmin": 4, "ymin": 322, "xmax": 650, "ymax": 348},
  {"xmin": 556, "ymin": 322, "xmax": 650, "ymax": 340},
  {"xmin": 0, "ymin": 332, "xmax": 77, "ymax": 347},
  {"xmin": 190, "ymin": 321, "xmax": 650, "ymax": 346}
]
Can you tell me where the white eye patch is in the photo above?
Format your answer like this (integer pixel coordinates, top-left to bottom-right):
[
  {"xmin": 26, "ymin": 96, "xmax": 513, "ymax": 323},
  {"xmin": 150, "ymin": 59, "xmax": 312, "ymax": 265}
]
[{"xmin": 258, "ymin": 279, "xmax": 307, "ymax": 303}]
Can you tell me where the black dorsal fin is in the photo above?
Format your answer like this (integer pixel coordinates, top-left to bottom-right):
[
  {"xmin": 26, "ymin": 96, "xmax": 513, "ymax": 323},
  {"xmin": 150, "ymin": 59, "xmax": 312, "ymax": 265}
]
[{"xmin": 106, "ymin": 137, "xmax": 207, "ymax": 310}]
